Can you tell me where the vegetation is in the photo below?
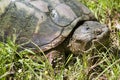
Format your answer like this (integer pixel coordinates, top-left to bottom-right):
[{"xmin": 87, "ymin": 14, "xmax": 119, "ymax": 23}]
[{"xmin": 0, "ymin": 0, "xmax": 120, "ymax": 80}]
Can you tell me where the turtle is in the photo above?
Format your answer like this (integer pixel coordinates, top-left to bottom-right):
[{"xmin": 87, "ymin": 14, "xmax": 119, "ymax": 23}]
[{"xmin": 0, "ymin": 0, "xmax": 109, "ymax": 63}]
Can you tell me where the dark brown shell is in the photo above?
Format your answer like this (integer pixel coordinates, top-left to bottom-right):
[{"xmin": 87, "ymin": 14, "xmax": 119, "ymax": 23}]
[{"xmin": 0, "ymin": 0, "xmax": 95, "ymax": 51}]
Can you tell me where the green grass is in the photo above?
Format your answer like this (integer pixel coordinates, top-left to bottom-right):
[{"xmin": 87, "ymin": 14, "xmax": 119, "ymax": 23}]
[
  {"xmin": 0, "ymin": 0, "xmax": 120, "ymax": 80},
  {"xmin": 0, "ymin": 39, "xmax": 56, "ymax": 80}
]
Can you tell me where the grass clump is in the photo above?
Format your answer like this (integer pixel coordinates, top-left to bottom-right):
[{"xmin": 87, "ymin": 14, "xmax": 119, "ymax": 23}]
[{"xmin": 0, "ymin": 39, "xmax": 56, "ymax": 80}]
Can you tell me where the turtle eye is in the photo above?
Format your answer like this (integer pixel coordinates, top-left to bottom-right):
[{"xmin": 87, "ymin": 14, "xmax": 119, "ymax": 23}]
[{"xmin": 94, "ymin": 29, "xmax": 102, "ymax": 35}]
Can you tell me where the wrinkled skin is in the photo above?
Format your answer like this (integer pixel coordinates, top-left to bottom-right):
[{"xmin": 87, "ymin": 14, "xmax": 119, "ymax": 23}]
[{"xmin": 0, "ymin": 0, "xmax": 109, "ymax": 64}]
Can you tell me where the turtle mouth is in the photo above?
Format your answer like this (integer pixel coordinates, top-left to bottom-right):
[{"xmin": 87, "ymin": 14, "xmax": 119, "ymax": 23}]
[{"xmin": 84, "ymin": 31, "xmax": 110, "ymax": 52}]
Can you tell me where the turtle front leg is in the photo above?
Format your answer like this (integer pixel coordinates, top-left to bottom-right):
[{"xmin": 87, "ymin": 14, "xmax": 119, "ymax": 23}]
[{"xmin": 46, "ymin": 50, "xmax": 65, "ymax": 68}]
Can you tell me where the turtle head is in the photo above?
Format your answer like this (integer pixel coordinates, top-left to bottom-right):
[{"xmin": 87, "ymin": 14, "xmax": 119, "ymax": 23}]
[{"xmin": 69, "ymin": 21, "xmax": 109, "ymax": 54}]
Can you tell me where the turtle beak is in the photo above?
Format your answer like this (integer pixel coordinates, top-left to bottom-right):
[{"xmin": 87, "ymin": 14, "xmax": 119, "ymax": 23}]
[
  {"xmin": 93, "ymin": 25, "xmax": 109, "ymax": 41},
  {"xmin": 85, "ymin": 24, "xmax": 109, "ymax": 52},
  {"xmin": 90, "ymin": 25, "xmax": 110, "ymax": 50}
]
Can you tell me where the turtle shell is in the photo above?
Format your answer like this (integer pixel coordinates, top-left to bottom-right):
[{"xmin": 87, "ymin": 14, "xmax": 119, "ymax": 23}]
[{"xmin": 0, "ymin": 0, "xmax": 95, "ymax": 51}]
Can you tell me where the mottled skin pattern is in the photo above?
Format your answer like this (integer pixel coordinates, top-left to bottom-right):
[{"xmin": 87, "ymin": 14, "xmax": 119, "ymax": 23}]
[{"xmin": 0, "ymin": 0, "xmax": 109, "ymax": 63}]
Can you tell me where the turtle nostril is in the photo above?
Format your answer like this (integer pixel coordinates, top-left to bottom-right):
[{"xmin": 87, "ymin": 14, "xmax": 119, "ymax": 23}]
[{"xmin": 93, "ymin": 37, "xmax": 97, "ymax": 39}]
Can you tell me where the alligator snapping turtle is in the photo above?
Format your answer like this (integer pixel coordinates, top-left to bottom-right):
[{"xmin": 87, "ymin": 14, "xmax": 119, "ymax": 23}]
[{"xmin": 0, "ymin": 0, "xmax": 109, "ymax": 62}]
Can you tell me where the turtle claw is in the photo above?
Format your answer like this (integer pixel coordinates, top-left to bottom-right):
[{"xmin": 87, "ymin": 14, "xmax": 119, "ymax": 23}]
[{"xmin": 46, "ymin": 50, "xmax": 65, "ymax": 68}]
